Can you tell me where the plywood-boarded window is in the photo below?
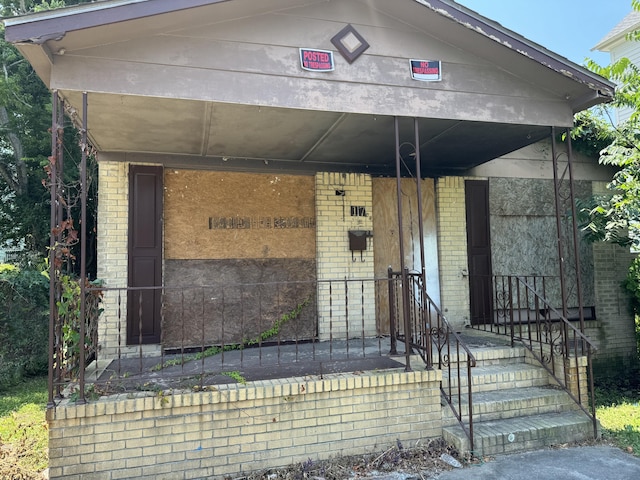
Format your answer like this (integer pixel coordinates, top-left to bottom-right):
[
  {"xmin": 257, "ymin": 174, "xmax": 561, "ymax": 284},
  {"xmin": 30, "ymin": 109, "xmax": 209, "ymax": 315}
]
[{"xmin": 164, "ymin": 171, "xmax": 316, "ymax": 260}]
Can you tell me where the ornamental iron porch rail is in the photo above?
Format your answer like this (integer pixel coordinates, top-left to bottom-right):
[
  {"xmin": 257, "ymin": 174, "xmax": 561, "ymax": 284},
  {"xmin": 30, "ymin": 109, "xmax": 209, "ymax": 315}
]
[
  {"xmin": 48, "ymin": 277, "xmax": 405, "ymax": 404},
  {"xmin": 471, "ymin": 274, "xmax": 598, "ymax": 438},
  {"xmin": 389, "ymin": 267, "xmax": 476, "ymax": 453}
]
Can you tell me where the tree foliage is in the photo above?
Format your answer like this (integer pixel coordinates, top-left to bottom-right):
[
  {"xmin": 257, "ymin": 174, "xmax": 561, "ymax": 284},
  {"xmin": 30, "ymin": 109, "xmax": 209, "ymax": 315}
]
[
  {"xmin": 0, "ymin": 21, "xmax": 50, "ymax": 251},
  {"xmin": 0, "ymin": 0, "xmax": 88, "ymax": 256},
  {"xmin": 572, "ymin": 0, "xmax": 640, "ymax": 249},
  {"xmin": 0, "ymin": 263, "xmax": 49, "ymax": 389}
]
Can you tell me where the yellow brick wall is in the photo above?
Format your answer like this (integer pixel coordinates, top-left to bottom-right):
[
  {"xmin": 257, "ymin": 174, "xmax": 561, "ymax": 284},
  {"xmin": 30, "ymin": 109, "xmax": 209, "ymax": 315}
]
[
  {"xmin": 97, "ymin": 161, "xmax": 160, "ymax": 359},
  {"xmin": 436, "ymin": 177, "xmax": 470, "ymax": 327},
  {"xmin": 47, "ymin": 369, "xmax": 442, "ymax": 480},
  {"xmin": 315, "ymin": 173, "xmax": 376, "ymax": 339},
  {"xmin": 589, "ymin": 181, "xmax": 637, "ymax": 369},
  {"xmin": 592, "ymin": 242, "xmax": 637, "ymax": 361}
]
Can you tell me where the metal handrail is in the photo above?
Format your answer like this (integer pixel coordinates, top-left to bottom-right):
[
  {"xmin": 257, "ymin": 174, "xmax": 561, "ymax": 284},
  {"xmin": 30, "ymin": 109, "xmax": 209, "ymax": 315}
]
[
  {"xmin": 513, "ymin": 276, "xmax": 598, "ymax": 438},
  {"xmin": 476, "ymin": 274, "xmax": 598, "ymax": 439},
  {"xmin": 515, "ymin": 277, "xmax": 596, "ymax": 349},
  {"xmin": 389, "ymin": 268, "xmax": 476, "ymax": 453}
]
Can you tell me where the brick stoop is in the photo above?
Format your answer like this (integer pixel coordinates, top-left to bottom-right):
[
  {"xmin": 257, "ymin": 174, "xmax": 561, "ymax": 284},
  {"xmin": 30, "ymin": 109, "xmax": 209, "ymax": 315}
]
[{"xmin": 441, "ymin": 342, "xmax": 597, "ymax": 457}]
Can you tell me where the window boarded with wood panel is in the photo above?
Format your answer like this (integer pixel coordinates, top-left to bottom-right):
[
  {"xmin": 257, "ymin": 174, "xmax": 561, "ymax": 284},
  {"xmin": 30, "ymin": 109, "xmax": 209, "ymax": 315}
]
[
  {"xmin": 162, "ymin": 170, "xmax": 317, "ymax": 348},
  {"xmin": 164, "ymin": 170, "xmax": 315, "ymax": 260}
]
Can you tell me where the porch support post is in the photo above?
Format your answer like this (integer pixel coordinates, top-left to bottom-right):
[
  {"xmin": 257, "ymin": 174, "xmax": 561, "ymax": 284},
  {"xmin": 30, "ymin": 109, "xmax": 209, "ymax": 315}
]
[
  {"xmin": 54, "ymin": 97, "xmax": 64, "ymax": 399},
  {"xmin": 77, "ymin": 92, "xmax": 89, "ymax": 404},
  {"xmin": 56, "ymin": 95, "xmax": 64, "ymax": 272},
  {"xmin": 565, "ymin": 130, "xmax": 586, "ymax": 337},
  {"xmin": 47, "ymin": 91, "xmax": 59, "ymax": 409},
  {"xmin": 551, "ymin": 127, "xmax": 569, "ymax": 320},
  {"xmin": 395, "ymin": 116, "xmax": 412, "ymax": 371},
  {"xmin": 413, "ymin": 118, "xmax": 431, "ymax": 368}
]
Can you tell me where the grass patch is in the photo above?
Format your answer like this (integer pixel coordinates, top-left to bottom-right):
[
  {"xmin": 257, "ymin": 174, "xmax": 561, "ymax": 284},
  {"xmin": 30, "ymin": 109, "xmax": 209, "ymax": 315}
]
[
  {"xmin": 0, "ymin": 376, "xmax": 48, "ymax": 416},
  {"xmin": 595, "ymin": 372, "xmax": 640, "ymax": 457},
  {"xmin": 0, "ymin": 376, "xmax": 48, "ymax": 479}
]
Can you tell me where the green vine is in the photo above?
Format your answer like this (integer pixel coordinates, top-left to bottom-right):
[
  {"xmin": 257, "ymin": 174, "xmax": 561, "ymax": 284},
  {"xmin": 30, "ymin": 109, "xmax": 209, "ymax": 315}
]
[
  {"xmin": 221, "ymin": 371, "xmax": 247, "ymax": 384},
  {"xmin": 245, "ymin": 296, "xmax": 309, "ymax": 347},
  {"xmin": 152, "ymin": 297, "xmax": 310, "ymax": 371},
  {"xmin": 57, "ymin": 275, "xmax": 103, "ymax": 378}
]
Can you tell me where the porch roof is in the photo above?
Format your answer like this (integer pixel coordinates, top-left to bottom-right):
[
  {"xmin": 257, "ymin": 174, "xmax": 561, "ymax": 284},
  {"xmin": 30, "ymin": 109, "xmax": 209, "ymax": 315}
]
[{"xmin": 5, "ymin": 0, "xmax": 615, "ymax": 176}]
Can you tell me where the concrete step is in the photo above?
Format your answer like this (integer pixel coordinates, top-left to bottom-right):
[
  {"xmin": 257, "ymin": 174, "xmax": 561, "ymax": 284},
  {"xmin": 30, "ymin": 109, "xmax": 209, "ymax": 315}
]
[
  {"xmin": 442, "ymin": 362, "xmax": 549, "ymax": 393},
  {"xmin": 442, "ymin": 386, "xmax": 579, "ymax": 426},
  {"xmin": 443, "ymin": 411, "xmax": 596, "ymax": 456}
]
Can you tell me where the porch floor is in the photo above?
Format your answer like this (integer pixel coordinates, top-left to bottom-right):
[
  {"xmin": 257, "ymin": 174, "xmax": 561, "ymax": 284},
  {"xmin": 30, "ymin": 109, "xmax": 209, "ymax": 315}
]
[
  {"xmin": 92, "ymin": 329, "xmax": 510, "ymax": 393},
  {"xmin": 95, "ymin": 337, "xmax": 402, "ymax": 392}
]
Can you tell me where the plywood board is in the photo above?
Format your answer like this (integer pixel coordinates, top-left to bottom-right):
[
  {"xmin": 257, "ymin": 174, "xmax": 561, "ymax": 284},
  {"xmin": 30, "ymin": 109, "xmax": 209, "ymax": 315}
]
[
  {"xmin": 165, "ymin": 170, "xmax": 316, "ymax": 260},
  {"xmin": 163, "ymin": 258, "xmax": 317, "ymax": 348},
  {"xmin": 372, "ymin": 178, "xmax": 438, "ymax": 332}
]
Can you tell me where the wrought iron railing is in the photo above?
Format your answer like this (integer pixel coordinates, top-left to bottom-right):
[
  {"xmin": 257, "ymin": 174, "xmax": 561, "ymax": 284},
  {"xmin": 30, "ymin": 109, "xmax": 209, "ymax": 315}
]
[
  {"xmin": 49, "ymin": 277, "xmax": 399, "ymax": 404},
  {"xmin": 388, "ymin": 268, "xmax": 476, "ymax": 452},
  {"xmin": 471, "ymin": 274, "xmax": 598, "ymax": 437},
  {"xmin": 50, "ymin": 276, "xmax": 101, "ymax": 400}
]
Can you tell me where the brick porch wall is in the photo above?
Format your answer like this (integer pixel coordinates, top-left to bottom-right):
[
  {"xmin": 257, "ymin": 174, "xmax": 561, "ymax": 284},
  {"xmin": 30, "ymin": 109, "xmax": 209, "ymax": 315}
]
[{"xmin": 47, "ymin": 369, "xmax": 442, "ymax": 479}]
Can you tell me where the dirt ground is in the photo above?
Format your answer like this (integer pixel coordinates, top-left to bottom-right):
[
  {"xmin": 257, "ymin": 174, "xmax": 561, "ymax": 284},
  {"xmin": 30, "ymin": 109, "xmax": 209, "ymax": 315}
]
[
  {"xmin": 238, "ymin": 438, "xmax": 463, "ymax": 480},
  {"xmin": 235, "ymin": 436, "xmax": 612, "ymax": 480}
]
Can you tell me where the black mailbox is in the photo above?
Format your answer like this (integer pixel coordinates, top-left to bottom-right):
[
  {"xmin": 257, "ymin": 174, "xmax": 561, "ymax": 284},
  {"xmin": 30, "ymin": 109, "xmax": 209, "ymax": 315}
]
[{"xmin": 348, "ymin": 230, "xmax": 370, "ymax": 251}]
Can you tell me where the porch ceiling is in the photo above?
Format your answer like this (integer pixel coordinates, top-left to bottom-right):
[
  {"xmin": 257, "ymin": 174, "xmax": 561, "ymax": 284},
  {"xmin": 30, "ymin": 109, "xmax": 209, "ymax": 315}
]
[{"xmin": 64, "ymin": 91, "xmax": 550, "ymax": 176}]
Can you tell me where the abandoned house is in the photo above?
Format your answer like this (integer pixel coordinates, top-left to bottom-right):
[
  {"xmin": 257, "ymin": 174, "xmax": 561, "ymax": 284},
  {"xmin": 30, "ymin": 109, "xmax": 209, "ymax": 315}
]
[{"xmin": 4, "ymin": 0, "xmax": 636, "ymax": 478}]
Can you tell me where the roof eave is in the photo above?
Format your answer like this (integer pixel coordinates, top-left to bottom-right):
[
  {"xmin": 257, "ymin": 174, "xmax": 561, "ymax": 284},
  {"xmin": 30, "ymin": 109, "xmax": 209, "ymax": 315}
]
[
  {"xmin": 424, "ymin": 0, "xmax": 616, "ymax": 103},
  {"xmin": 4, "ymin": 0, "xmax": 616, "ymax": 109},
  {"xmin": 3, "ymin": 0, "xmax": 230, "ymax": 44},
  {"xmin": 570, "ymin": 89, "xmax": 615, "ymax": 113},
  {"xmin": 593, "ymin": 33, "xmax": 632, "ymax": 53}
]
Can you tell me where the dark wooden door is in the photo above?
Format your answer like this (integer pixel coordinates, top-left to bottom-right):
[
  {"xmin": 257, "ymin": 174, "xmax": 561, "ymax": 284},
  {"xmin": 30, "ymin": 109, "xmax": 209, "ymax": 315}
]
[
  {"xmin": 465, "ymin": 180, "xmax": 493, "ymax": 325},
  {"xmin": 127, "ymin": 165, "xmax": 163, "ymax": 344}
]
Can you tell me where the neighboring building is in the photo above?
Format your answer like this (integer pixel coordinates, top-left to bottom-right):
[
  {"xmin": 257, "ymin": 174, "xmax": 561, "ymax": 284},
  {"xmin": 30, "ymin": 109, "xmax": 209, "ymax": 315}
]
[
  {"xmin": 0, "ymin": 244, "xmax": 22, "ymax": 263},
  {"xmin": 0, "ymin": 246, "xmax": 9, "ymax": 263},
  {"xmin": 4, "ymin": 1, "xmax": 634, "ymax": 478},
  {"xmin": 594, "ymin": 9, "xmax": 640, "ymax": 123}
]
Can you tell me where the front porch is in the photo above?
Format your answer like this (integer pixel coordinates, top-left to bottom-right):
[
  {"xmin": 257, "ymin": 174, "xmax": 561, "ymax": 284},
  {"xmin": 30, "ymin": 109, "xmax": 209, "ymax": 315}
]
[
  {"xmin": 4, "ymin": 1, "xmax": 626, "ymax": 478},
  {"xmin": 46, "ymin": 320, "xmax": 596, "ymax": 479}
]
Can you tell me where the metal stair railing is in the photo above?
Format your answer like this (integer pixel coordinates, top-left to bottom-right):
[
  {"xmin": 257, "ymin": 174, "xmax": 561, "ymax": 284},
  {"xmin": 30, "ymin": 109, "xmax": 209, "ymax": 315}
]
[
  {"xmin": 477, "ymin": 275, "xmax": 598, "ymax": 438},
  {"xmin": 388, "ymin": 268, "xmax": 477, "ymax": 453}
]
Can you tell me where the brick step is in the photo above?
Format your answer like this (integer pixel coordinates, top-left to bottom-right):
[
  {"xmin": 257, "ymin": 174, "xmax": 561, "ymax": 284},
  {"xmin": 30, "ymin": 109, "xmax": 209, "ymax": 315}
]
[
  {"xmin": 443, "ymin": 411, "xmax": 595, "ymax": 456},
  {"xmin": 442, "ymin": 362, "xmax": 549, "ymax": 393},
  {"xmin": 442, "ymin": 386, "xmax": 578, "ymax": 426},
  {"xmin": 432, "ymin": 345, "xmax": 526, "ymax": 367}
]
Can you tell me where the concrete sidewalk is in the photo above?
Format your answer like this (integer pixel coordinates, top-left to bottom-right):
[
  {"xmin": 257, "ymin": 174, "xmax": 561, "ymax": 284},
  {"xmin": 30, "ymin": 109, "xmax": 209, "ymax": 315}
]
[{"xmin": 432, "ymin": 445, "xmax": 640, "ymax": 480}]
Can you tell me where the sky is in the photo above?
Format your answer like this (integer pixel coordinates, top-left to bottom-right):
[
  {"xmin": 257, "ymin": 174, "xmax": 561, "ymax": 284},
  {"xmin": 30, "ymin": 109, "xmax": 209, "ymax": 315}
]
[{"xmin": 457, "ymin": 0, "xmax": 633, "ymax": 66}]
